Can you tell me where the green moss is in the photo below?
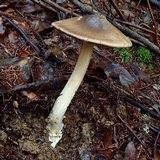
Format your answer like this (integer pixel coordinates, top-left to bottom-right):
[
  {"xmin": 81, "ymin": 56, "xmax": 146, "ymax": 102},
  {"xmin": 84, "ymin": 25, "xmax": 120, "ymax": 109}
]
[
  {"xmin": 137, "ymin": 46, "xmax": 152, "ymax": 64},
  {"xmin": 113, "ymin": 48, "xmax": 132, "ymax": 64},
  {"xmin": 148, "ymin": 63, "xmax": 154, "ymax": 73},
  {"xmin": 120, "ymin": 48, "xmax": 132, "ymax": 64},
  {"xmin": 113, "ymin": 48, "xmax": 120, "ymax": 53}
]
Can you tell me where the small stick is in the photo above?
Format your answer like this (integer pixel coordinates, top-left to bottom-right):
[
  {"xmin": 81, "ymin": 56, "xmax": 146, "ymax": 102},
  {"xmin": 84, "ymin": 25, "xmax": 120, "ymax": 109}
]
[
  {"xmin": 146, "ymin": 0, "xmax": 160, "ymax": 48},
  {"xmin": 116, "ymin": 108, "xmax": 147, "ymax": 150},
  {"xmin": 3, "ymin": 17, "xmax": 40, "ymax": 53},
  {"xmin": 42, "ymin": 0, "xmax": 78, "ymax": 16},
  {"xmin": 69, "ymin": 0, "xmax": 94, "ymax": 14},
  {"xmin": 115, "ymin": 19, "xmax": 160, "ymax": 38},
  {"xmin": 11, "ymin": 81, "xmax": 48, "ymax": 92},
  {"xmin": 123, "ymin": 97, "xmax": 160, "ymax": 120},
  {"xmin": 110, "ymin": 0, "xmax": 127, "ymax": 21},
  {"xmin": 31, "ymin": 0, "xmax": 57, "ymax": 13}
]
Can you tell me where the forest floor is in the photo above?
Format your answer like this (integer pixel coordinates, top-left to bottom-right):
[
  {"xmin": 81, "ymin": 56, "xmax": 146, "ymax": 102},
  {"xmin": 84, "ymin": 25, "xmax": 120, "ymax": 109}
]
[{"xmin": 0, "ymin": 0, "xmax": 160, "ymax": 159}]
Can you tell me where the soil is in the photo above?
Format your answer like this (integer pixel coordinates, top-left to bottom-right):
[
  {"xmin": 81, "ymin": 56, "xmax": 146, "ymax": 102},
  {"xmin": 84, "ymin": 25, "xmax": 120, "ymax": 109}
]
[{"xmin": 0, "ymin": 82, "xmax": 119, "ymax": 160}]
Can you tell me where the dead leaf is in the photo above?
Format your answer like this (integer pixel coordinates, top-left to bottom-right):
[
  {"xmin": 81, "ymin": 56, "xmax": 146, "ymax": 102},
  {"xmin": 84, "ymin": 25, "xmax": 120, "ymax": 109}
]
[
  {"xmin": 124, "ymin": 141, "xmax": 137, "ymax": 160},
  {"xmin": 152, "ymin": 104, "xmax": 160, "ymax": 114},
  {"xmin": 8, "ymin": 31, "xmax": 17, "ymax": 43},
  {"xmin": 12, "ymin": 19, "xmax": 30, "ymax": 31},
  {"xmin": 23, "ymin": 3, "xmax": 37, "ymax": 13},
  {"xmin": 120, "ymin": 9, "xmax": 135, "ymax": 20},
  {"xmin": 143, "ymin": 11, "xmax": 151, "ymax": 24},
  {"xmin": 103, "ymin": 129, "xmax": 113, "ymax": 159},
  {"xmin": 0, "ymin": 57, "xmax": 30, "ymax": 68},
  {"xmin": 105, "ymin": 63, "xmax": 135, "ymax": 88},
  {"xmin": 131, "ymin": 64, "xmax": 150, "ymax": 83},
  {"xmin": 153, "ymin": 84, "xmax": 160, "ymax": 90},
  {"xmin": 21, "ymin": 91, "xmax": 39, "ymax": 101}
]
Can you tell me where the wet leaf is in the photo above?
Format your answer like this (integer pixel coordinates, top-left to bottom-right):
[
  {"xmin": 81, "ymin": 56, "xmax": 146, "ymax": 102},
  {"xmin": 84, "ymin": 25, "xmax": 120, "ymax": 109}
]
[
  {"xmin": 78, "ymin": 147, "xmax": 91, "ymax": 160},
  {"xmin": 131, "ymin": 64, "xmax": 150, "ymax": 83},
  {"xmin": 56, "ymin": 0, "xmax": 67, "ymax": 3},
  {"xmin": 20, "ymin": 58, "xmax": 34, "ymax": 82},
  {"xmin": 8, "ymin": 31, "xmax": 17, "ymax": 43},
  {"xmin": 153, "ymin": 84, "xmax": 160, "ymax": 90},
  {"xmin": 124, "ymin": 141, "xmax": 137, "ymax": 160},
  {"xmin": 23, "ymin": 3, "xmax": 37, "ymax": 13},
  {"xmin": 143, "ymin": 11, "xmax": 151, "ymax": 24},
  {"xmin": 152, "ymin": 104, "xmax": 160, "ymax": 114},
  {"xmin": 40, "ymin": 60, "xmax": 54, "ymax": 81},
  {"xmin": 105, "ymin": 63, "xmax": 135, "ymax": 88}
]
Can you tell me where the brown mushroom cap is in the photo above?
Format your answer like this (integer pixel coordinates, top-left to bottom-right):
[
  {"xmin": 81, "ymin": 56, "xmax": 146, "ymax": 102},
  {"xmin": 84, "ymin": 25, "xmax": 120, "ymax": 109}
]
[{"xmin": 52, "ymin": 14, "xmax": 132, "ymax": 47}]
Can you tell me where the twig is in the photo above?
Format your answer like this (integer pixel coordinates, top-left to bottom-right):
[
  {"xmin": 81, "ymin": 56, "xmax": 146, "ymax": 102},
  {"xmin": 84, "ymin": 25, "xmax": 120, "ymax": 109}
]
[
  {"xmin": 3, "ymin": 16, "xmax": 41, "ymax": 53},
  {"xmin": 110, "ymin": 0, "xmax": 127, "ymax": 21},
  {"xmin": 0, "ymin": 11, "xmax": 45, "ymax": 50},
  {"xmin": 0, "ymin": 10, "xmax": 18, "ymax": 19},
  {"xmin": 31, "ymin": 0, "xmax": 57, "ymax": 13},
  {"xmin": 108, "ymin": 18, "xmax": 160, "ymax": 55},
  {"xmin": 11, "ymin": 77, "xmax": 65, "ymax": 92},
  {"xmin": 69, "ymin": 0, "xmax": 94, "ymax": 14},
  {"xmin": 11, "ymin": 81, "xmax": 48, "ymax": 92},
  {"xmin": 42, "ymin": 0, "xmax": 78, "ymax": 16},
  {"xmin": 115, "ymin": 19, "xmax": 160, "ymax": 38},
  {"xmin": 122, "ymin": 97, "xmax": 160, "ymax": 120},
  {"xmin": 146, "ymin": 0, "xmax": 160, "ymax": 48},
  {"xmin": 116, "ymin": 108, "xmax": 147, "ymax": 150}
]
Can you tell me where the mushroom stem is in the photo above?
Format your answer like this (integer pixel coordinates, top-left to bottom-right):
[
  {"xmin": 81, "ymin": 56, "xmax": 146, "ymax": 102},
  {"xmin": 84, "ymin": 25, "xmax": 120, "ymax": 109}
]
[{"xmin": 47, "ymin": 42, "xmax": 94, "ymax": 148}]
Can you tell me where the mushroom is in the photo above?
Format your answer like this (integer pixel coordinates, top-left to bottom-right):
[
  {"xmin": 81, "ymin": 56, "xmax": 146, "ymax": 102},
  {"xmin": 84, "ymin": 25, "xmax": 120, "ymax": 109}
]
[{"xmin": 47, "ymin": 14, "xmax": 132, "ymax": 148}]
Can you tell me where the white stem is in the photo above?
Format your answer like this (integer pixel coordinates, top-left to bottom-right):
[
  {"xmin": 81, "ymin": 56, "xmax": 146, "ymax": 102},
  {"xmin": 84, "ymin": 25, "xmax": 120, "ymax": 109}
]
[{"xmin": 47, "ymin": 42, "xmax": 94, "ymax": 148}]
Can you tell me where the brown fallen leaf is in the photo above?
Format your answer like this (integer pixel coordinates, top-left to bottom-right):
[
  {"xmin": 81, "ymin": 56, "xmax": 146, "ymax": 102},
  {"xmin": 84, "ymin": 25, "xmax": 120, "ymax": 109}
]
[
  {"xmin": 21, "ymin": 91, "xmax": 39, "ymax": 101},
  {"xmin": 103, "ymin": 129, "xmax": 113, "ymax": 159}
]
